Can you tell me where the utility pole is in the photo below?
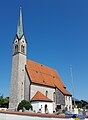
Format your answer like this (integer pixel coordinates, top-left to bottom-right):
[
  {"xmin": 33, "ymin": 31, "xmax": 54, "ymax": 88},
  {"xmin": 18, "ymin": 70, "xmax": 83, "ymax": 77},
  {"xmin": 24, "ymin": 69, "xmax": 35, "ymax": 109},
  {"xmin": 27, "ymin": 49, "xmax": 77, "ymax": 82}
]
[{"xmin": 70, "ymin": 65, "xmax": 75, "ymax": 108}]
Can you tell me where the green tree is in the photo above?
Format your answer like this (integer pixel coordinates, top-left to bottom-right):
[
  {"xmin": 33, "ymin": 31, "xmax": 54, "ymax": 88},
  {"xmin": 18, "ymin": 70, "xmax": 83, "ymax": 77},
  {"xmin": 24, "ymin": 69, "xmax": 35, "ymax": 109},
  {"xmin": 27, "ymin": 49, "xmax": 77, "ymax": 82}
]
[
  {"xmin": 77, "ymin": 101, "xmax": 88, "ymax": 109},
  {"xmin": 82, "ymin": 102, "xmax": 86, "ymax": 108},
  {"xmin": 0, "ymin": 95, "xmax": 9, "ymax": 108},
  {"xmin": 0, "ymin": 94, "xmax": 3, "ymax": 100},
  {"xmin": 3, "ymin": 97, "xmax": 9, "ymax": 108},
  {"xmin": 86, "ymin": 105, "xmax": 88, "ymax": 109},
  {"xmin": 17, "ymin": 100, "xmax": 32, "ymax": 111},
  {"xmin": 0, "ymin": 95, "xmax": 4, "ymax": 107},
  {"xmin": 77, "ymin": 103, "xmax": 82, "ymax": 108}
]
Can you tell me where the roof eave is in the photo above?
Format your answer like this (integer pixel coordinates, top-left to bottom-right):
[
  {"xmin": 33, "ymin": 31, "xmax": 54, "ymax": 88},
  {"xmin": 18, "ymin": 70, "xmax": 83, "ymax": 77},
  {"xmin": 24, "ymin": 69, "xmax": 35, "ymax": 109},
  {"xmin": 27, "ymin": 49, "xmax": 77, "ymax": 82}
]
[{"xmin": 31, "ymin": 100, "xmax": 53, "ymax": 102}]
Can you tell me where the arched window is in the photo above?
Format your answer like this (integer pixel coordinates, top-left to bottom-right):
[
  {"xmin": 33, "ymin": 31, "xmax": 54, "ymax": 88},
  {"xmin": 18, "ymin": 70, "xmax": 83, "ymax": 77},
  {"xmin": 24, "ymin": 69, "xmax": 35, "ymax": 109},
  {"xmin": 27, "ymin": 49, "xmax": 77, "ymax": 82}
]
[
  {"xmin": 53, "ymin": 92, "xmax": 56, "ymax": 102},
  {"xmin": 21, "ymin": 45, "xmax": 25, "ymax": 53},
  {"xmin": 21, "ymin": 82, "xmax": 23, "ymax": 99},
  {"xmin": 15, "ymin": 45, "xmax": 18, "ymax": 53},
  {"xmin": 46, "ymin": 91, "xmax": 48, "ymax": 97},
  {"xmin": 45, "ymin": 104, "xmax": 48, "ymax": 113}
]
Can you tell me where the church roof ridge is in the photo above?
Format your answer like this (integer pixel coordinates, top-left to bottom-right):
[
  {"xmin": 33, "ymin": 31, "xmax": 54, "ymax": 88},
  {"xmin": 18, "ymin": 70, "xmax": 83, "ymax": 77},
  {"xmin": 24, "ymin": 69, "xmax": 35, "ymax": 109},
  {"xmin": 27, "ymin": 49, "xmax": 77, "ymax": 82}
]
[{"xmin": 26, "ymin": 59, "xmax": 57, "ymax": 71}]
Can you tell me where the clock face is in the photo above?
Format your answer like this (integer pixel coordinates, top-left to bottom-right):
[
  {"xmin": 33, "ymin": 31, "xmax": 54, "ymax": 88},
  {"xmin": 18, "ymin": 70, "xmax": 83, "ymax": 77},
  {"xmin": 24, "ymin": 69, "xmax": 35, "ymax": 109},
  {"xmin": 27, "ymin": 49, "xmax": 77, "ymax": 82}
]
[{"xmin": 14, "ymin": 39, "xmax": 18, "ymax": 44}]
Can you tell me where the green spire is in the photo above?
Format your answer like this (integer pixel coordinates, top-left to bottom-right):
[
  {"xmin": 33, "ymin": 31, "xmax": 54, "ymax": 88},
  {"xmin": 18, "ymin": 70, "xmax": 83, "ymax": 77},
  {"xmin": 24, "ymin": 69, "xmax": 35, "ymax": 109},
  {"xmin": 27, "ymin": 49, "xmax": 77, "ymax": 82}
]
[{"xmin": 17, "ymin": 7, "xmax": 24, "ymax": 39}]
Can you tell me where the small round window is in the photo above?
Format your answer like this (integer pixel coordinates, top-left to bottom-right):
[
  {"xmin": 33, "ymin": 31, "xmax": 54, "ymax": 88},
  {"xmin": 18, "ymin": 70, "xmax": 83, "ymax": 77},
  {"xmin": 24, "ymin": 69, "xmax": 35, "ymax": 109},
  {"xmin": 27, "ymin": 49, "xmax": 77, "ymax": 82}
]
[{"xmin": 22, "ymin": 40, "xmax": 24, "ymax": 43}]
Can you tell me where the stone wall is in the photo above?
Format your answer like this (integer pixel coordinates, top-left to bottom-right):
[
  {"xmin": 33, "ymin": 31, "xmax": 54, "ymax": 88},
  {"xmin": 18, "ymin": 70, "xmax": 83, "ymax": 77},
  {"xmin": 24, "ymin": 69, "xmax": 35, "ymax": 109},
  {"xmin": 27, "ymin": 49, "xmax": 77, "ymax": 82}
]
[
  {"xmin": 56, "ymin": 88, "xmax": 65, "ymax": 105},
  {"xmin": 0, "ymin": 111, "xmax": 88, "ymax": 120},
  {"xmin": 9, "ymin": 54, "xmax": 19, "ymax": 108},
  {"xmin": 9, "ymin": 53, "xmax": 26, "ymax": 109},
  {"xmin": 0, "ymin": 112, "xmax": 73, "ymax": 120},
  {"xmin": 24, "ymin": 70, "xmax": 30, "ymax": 101}
]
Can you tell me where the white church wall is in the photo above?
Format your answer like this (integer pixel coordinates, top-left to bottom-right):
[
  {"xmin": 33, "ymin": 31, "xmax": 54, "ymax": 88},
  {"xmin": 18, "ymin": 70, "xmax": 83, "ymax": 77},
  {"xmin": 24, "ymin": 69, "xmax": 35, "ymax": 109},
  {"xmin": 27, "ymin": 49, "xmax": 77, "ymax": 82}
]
[
  {"xmin": 30, "ymin": 84, "xmax": 55, "ymax": 101},
  {"xmin": 31, "ymin": 101, "xmax": 39, "ymax": 113},
  {"xmin": 31, "ymin": 101, "xmax": 53, "ymax": 113},
  {"xmin": 65, "ymin": 96, "xmax": 72, "ymax": 111},
  {"xmin": 30, "ymin": 84, "xmax": 56, "ymax": 111}
]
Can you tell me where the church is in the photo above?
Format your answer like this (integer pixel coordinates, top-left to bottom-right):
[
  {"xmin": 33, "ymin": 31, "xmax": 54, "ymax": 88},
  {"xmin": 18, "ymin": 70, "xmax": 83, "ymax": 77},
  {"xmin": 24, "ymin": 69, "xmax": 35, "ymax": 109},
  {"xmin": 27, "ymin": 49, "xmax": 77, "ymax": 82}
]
[{"xmin": 9, "ymin": 7, "xmax": 72, "ymax": 113}]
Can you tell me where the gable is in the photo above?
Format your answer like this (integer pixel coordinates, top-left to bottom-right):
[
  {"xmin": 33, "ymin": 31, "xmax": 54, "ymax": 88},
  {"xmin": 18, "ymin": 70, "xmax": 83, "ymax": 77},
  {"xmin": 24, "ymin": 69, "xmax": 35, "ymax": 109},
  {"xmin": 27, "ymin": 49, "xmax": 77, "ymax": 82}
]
[
  {"xmin": 26, "ymin": 60, "xmax": 72, "ymax": 96},
  {"xmin": 31, "ymin": 91, "xmax": 53, "ymax": 102}
]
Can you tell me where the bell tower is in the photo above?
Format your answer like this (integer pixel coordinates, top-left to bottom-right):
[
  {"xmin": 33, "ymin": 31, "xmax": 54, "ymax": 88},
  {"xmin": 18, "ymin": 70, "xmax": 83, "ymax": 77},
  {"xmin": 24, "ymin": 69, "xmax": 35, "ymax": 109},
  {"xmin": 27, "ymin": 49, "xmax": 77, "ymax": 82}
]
[{"xmin": 9, "ymin": 7, "xmax": 27, "ymax": 109}]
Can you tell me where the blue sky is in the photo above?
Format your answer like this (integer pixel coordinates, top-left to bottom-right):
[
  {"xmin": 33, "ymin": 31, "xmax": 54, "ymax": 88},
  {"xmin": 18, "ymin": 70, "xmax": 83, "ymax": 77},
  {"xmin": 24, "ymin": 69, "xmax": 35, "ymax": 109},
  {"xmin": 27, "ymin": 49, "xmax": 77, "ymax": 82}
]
[{"xmin": 0, "ymin": 0, "xmax": 88, "ymax": 100}]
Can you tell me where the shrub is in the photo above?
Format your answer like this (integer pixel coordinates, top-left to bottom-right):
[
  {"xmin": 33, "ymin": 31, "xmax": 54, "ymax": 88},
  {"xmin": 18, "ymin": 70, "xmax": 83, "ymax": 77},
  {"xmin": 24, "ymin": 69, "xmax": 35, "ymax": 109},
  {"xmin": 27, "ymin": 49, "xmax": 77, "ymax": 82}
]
[
  {"xmin": 17, "ymin": 100, "xmax": 32, "ymax": 111},
  {"xmin": 0, "ymin": 95, "xmax": 9, "ymax": 108}
]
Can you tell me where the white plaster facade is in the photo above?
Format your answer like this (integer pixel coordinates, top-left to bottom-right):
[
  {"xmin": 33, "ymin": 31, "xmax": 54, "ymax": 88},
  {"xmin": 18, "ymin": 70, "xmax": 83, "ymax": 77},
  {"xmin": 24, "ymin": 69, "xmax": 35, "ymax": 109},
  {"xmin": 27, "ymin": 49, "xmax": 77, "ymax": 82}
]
[
  {"xmin": 30, "ymin": 84, "xmax": 56, "ymax": 111},
  {"xmin": 65, "ymin": 96, "xmax": 72, "ymax": 111},
  {"xmin": 31, "ymin": 101, "xmax": 53, "ymax": 113},
  {"xmin": 30, "ymin": 84, "xmax": 55, "ymax": 101}
]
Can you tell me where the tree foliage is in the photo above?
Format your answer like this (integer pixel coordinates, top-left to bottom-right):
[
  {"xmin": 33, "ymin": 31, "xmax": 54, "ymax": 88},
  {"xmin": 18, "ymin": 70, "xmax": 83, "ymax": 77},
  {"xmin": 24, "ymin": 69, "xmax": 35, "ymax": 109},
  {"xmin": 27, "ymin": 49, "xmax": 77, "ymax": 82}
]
[
  {"xmin": 77, "ymin": 101, "xmax": 88, "ymax": 109},
  {"xmin": 0, "ymin": 95, "xmax": 9, "ymax": 108},
  {"xmin": 77, "ymin": 103, "xmax": 83, "ymax": 108},
  {"xmin": 17, "ymin": 100, "xmax": 32, "ymax": 111}
]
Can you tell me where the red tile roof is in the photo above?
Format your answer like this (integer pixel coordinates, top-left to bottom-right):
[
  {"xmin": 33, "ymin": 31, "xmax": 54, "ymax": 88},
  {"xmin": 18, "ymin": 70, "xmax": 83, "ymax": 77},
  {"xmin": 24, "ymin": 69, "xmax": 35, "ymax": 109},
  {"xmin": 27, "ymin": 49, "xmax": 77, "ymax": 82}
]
[
  {"xmin": 31, "ymin": 91, "xmax": 53, "ymax": 102},
  {"xmin": 26, "ymin": 60, "xmax": 72, "ymax": 96}
]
